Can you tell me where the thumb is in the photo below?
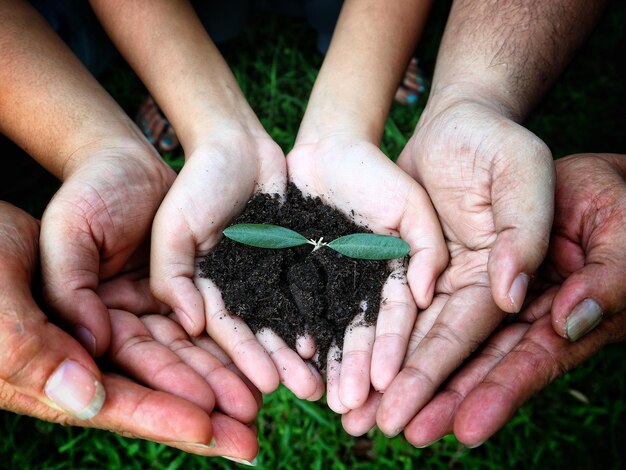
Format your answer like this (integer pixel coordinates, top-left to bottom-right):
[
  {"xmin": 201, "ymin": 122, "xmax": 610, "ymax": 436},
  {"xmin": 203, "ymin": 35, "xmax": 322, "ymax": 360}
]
[
  {"xmin": 0, "ymin": 292, "xmax": 105, "ymax": 420},
  {"xmin": 150, "ymin": 206, "xmax": 206, "ymax": 337},
  {"xmin": 550, "ymin": 247, "xmax": 626, "ymax": 342},
  {"xmin": 487, "ymin": 134, "xmax": 555, "ymax": 313},
  {"xmin": 0, "ymin": 202, "xmax": 105, "ymax": 420}
]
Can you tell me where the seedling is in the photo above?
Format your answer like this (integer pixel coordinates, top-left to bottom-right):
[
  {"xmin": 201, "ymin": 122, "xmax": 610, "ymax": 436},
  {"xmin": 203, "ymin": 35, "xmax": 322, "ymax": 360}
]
[{"xmin": 223, "ymin": 223, "xmax": 410, "ymax": 260}]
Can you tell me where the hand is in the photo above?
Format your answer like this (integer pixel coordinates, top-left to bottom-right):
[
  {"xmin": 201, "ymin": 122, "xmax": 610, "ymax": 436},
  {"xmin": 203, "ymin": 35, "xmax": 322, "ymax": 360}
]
[
  {"xmin": 287, "ymin": 133, "xmax": 447, "ymax": 412},
  {"xmin": 39, "ymin": 143, "xmax": 175, "ymax": 357},
  {"xmin": 530, "ymin": 153, "xmax": 626, "ymax": 340},
  {"xmin": 376, "ymin": 98, "xmax": 555, "ymax": 436},
  {"xmin": 150, "ymin": 127, "xmax": 325, "ymax": 399},
  {"xmin": 0, "ymin": 201, "xmax": 257, "ymax": 460}
]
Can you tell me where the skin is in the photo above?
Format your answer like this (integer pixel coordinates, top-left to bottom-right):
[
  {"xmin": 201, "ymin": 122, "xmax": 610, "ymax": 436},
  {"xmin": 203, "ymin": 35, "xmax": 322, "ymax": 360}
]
[
  {"xmin": 375, "ymin": 0, "xmax": 607, "ymax": 437},
  {"xmin": 89, "ymin": 0, "xmax": 324, "ymax": 400},
  {"xmin": 0, "ymin": 0, "xmax": 175, "ymax": 357},
  {"xmin": 342, "ymin": 153, "xmax": 626, "ymax": 446},
  {"xmin": 288, "ymin": 0, "xmax": 446, "ymax": 412},
  {"xmin": 0, "ymin": 202, "xmax": 259, "ymax": 461}
]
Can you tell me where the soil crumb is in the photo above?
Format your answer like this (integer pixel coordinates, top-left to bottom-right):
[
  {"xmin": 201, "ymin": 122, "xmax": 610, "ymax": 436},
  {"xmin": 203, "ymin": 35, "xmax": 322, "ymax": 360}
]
[{"xmin": 200, "ymin": 184, "xmax": 391, "ymax": 370}]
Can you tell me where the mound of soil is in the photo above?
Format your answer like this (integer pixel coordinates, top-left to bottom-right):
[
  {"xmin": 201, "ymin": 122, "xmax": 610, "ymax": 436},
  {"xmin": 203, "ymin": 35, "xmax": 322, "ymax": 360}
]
[{"xmin": 200, "ymin": 184, "xmax": 391, "ymax": 370}]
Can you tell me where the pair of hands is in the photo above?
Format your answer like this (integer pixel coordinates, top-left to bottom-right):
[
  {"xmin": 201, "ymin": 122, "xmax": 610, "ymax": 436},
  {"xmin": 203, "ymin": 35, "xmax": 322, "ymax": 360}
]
[
  {"xmin": 148, "ymin": 123, "xmax": 449, "ymax": 409},
  {"xmin": 343, "ymin": 150, "xmax": 626, "ymax": 446},
  {"xmin": 0, "ymin": 200, "xmax": 260, "ymax": 462}
]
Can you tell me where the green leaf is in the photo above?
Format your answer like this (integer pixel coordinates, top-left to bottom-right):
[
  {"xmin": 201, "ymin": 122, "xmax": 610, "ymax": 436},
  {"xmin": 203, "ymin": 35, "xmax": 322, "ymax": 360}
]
[
  {"xmin": 327, "ymin": 233, "xmax": 410, "ymax": 260},
  {"xmin": 223, "ymin": 223, "xmax": 309, "ymax": 249}
]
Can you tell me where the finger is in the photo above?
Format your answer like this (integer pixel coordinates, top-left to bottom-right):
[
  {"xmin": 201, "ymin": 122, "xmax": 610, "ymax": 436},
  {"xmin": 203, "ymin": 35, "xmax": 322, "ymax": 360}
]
[
  {"xmin": 453, "ymin": 313, "xmax": 626, "ymax": 447},
  {"xmin": 341, "ymin": 389, "xmax": 382, "ymax": 437},
  {"xmin": 371, "ymin": 265, "xmax": 417, "ymax": 392},
  {"xmin": 140, "ymin": 314, "xmax": 259, "ymax": 422},
  {"xmin": 40, "ymin": 203, "xmax": 111, "ymax": 355},
  {"xmin": 196, "ymin": 276, "xmax": 280, "ymax": 394},
  {"xmin": 150, "ymin": 210, "xmax": 206, "ymax": 335},
  {"xmin": 377, "ymin": 286, "xmax": 504, "ymax": 437},
  {"xmin": 405, "ymin": 294, "xmax": 447, "ymax": 361},
  {"xmin": 295, "ymin": 333, "xmax": 317, "ymax": 360},
  {"xmin": 190, "ymin": 332, "xmax": 264, "ymax": 410},
  {"xmin": 107, "ymin": 309, "xmax": 215, "ymax": 412},
  {"xmin": 400, "ymin": 185, "xmax": 449, "ymax": 309},
  {"xmin": 550, "ymin": 250, "xmax": 626, "ymax": 342},
  {"xmin": 0, "ymin": 205, "xmax": 106, "ymax": 420},
  {"xmin": 488, "ymin": 134, "xmax": 554, "ymax": 313},
  {"xmin": 325, "ymin": 343, "xmax": 350, "ymax": 414},
  {"xmin": 98, "ymin": 275, "xmax": 170, "ymax": 316},
  {"xmin": 404, "ymin": 323, "xmax": 529, "ymax": 448},
  {"xmin": 0, "ymin": 298, "xmax": 105, "ymax": 420},
  {"xmin": 339, "ymin": 311, "xmax": 376, "ymax": 410},
  {"xmin": 256, "ymin": 328, "xmax": 324, "ymax": 401}
]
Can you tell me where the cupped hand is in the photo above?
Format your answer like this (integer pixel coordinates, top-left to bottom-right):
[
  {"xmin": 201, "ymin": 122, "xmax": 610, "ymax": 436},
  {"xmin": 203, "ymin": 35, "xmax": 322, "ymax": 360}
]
[
  {"xmin": 150, "ymin": 128, "xmax": 324, "ymax": 399},
  {"xmin": 376, "ymin": 99, "xmax": 555, "ymax": 436},
  {"xmin": 528, "ymin": 153, "xmax": 626, "ymax": 341},
  {"xmin": 0, "ymin": 201, "xmax": 258, "ymax": 460},
  {"xmin": 287, "ymin": 133, "xmax": 448, "ymax": 412},
  {"xmin": 343, "ymin": 153, "xmax": 626, "ymax": 445},
  {"xmin": 39, "ymin": 142, "xmax": 175, "ymax": 357}
]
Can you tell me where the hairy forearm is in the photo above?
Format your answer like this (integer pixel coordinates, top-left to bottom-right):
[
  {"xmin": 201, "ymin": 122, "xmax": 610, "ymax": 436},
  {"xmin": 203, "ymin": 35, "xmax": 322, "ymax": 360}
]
[
  {"xmin": 0, "ymin": 0, "xmax": 146, "ymax": 179},
  {"xmin": 297, "ymin": 0, "xmax": 432, "ymax": 144},
  {"xmin": 431, "ymin": 0, "xmax": 606, "ymax": 120},
  {"xmin": 89, "ymin": 0, "xmax": 263, "ymax": 153}
]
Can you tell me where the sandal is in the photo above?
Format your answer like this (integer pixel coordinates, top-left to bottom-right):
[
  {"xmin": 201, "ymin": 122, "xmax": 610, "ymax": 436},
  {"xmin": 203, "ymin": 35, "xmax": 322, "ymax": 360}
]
[
  {"xmin": 135, "ymin": 96, "xmax": 180, "ymax": 154},
  {"xmin": 394, "ymin": 57, "xmax": 428, "ymax": 106}
]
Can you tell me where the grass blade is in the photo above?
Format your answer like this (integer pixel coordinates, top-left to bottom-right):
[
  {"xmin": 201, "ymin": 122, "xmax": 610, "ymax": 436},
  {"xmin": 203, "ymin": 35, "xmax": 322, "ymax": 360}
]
[
  {"xmin": 224, "ymin": 223, "xmax": 309, "ymax": 248},
  {"xmin": 327, "ymin": 233, "xmax": 410, "ymax": 260}
]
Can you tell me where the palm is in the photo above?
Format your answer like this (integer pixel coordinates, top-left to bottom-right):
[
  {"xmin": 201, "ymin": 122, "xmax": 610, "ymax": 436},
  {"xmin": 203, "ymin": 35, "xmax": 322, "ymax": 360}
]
[
  {"xmin": 287, "ymin": 135, "xmax": 446, "ymax": 412},
  {"xmin": 376, "ymin": 101, "xmax": 554, "ymax": 437},
  {"xmin": 151, "ymin": 132, "xmax": 325, "ymax": 400},
  {"xmin": 40, "ymin": 150, "xmax": 175, "ymax": 356}
]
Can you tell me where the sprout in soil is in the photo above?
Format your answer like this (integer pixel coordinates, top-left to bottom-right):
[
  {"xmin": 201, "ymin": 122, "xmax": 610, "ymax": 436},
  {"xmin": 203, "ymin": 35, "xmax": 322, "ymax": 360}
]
[{"xmin": 223, "ymin": 223, "xmax": 410, "ymax": 260}]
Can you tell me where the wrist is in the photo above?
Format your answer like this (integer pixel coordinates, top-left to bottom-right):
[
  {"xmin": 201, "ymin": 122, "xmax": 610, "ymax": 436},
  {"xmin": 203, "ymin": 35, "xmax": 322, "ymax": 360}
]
[
  {"xmin": 295, "ymin": 103, "xmax": 381, "ymax": 147},
  {"xmin": 61, "ymin": 132, "xmax": 169, "ymax": 186},
  {"xmin": 425, "ymin": 80, "xmax": 525, "ymax": 125}
]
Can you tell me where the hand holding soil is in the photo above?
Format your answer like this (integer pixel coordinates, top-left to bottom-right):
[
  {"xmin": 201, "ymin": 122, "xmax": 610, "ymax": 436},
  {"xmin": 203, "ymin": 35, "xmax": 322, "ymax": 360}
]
[
  {"xmin": 285, "ymin": 135, "xmax": 448, "ymax": 412},
  {"xmin": 150, "ymin": 133, "xmax": 325, "ymax": 400}
]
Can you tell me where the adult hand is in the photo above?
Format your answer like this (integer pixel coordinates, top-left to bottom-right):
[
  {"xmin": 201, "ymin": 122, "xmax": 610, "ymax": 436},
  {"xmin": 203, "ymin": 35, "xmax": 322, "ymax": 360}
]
[
  {"xmin": 287, "ymin": 133, "xmax": 447, "ymax": 412},
  {"xmin": 532, "ymin": 153, "xmax": 626, "ymax": 341},
  {"xmin": 39, "ymin": 143, "xmax": 174, "ymax": 357},
  {"xmin": 150, "ymin": 128, "xmax": 324, "ymax": 400},
  {"xmin": 346, "ymin": 152, "xmax": 626, "ymax": 445},
  {"xmin": 376, "ymin": 98, "xmax": 554, "ymax": 436},
  {"xmin": 0, "ymin": 201, "xmax": 257, "ymax": 460}
]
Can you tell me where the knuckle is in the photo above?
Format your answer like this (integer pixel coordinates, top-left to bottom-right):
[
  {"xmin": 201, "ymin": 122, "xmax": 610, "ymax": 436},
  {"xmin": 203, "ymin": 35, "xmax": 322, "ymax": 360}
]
[{"xmin": 401, "ymin": 363, "xmax": 437, "ymax": 390}]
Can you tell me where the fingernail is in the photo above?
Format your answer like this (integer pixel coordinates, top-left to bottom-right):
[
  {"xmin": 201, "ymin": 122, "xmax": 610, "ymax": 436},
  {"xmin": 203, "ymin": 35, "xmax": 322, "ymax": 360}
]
[
  {"xmin": 44, "ymin": 360, "xmax": 105, "ymax": 419},
  {"xmin": 406, "ymin": 94, "xmax": 418, "ymax": 104},
  {"xmin": 467, "ymin": 440, "xmax": 485, "ymax": 449},
  {"xmin": 382, "ymin": 428, "xmax": 402, "ymax": 438},
  {"xmin": 161, "ymin": 136, "xmax": 173, "ymax": 147},
  {"xmin": 168, "ymin": 437, "xmax": 216, "ymax": 450},
  {"xmin": 566, "ymin": 298, "xmax": 603, "ymax": 341},
  {"xmin": 174, "ymin": 308, "xmax": 195, "ymax": 333},
  {"xmin": 507, "ymin": 273, "xmax": 530, "ymax": 313},
  {"xmin": 222, "ymin": 456, "xmax": 257, "ymax": 466},
  {"xmin": 415, "ymin": 438, "xmax": 441, "ymax": 448},
  {"xmin": 73, "ymin": 326, "xmax": 96, "ymax": 356}
]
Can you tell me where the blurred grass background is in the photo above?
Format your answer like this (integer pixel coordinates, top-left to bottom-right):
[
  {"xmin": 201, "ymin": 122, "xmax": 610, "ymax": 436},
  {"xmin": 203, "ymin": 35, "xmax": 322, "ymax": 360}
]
[{"xmin": 1, "ymin": 1, "xmax": 625, "ymax": 468}]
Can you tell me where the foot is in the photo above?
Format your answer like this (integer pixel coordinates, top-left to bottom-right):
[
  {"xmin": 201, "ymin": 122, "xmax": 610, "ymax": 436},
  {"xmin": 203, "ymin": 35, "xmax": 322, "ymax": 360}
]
[
  {"xmin": 135, "ymin": 96, "xmax": 180, "ymax": 154},
  {"xmin": 394, "ymin": 58, "xmax": 427, "ymax": 106}
]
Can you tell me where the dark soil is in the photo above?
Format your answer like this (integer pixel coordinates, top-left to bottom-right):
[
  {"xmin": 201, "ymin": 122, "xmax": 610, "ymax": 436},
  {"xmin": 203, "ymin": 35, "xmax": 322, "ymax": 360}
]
[{"xmin": 200, "ymin": 184, "xmax": 392, "ymax": 370}]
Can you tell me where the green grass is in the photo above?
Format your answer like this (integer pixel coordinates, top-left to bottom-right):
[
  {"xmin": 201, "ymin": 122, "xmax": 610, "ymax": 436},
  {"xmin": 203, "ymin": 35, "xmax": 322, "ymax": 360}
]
[{"xmin": 2, "ymin": 2, "xmax": 626, "ymax": 469}]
